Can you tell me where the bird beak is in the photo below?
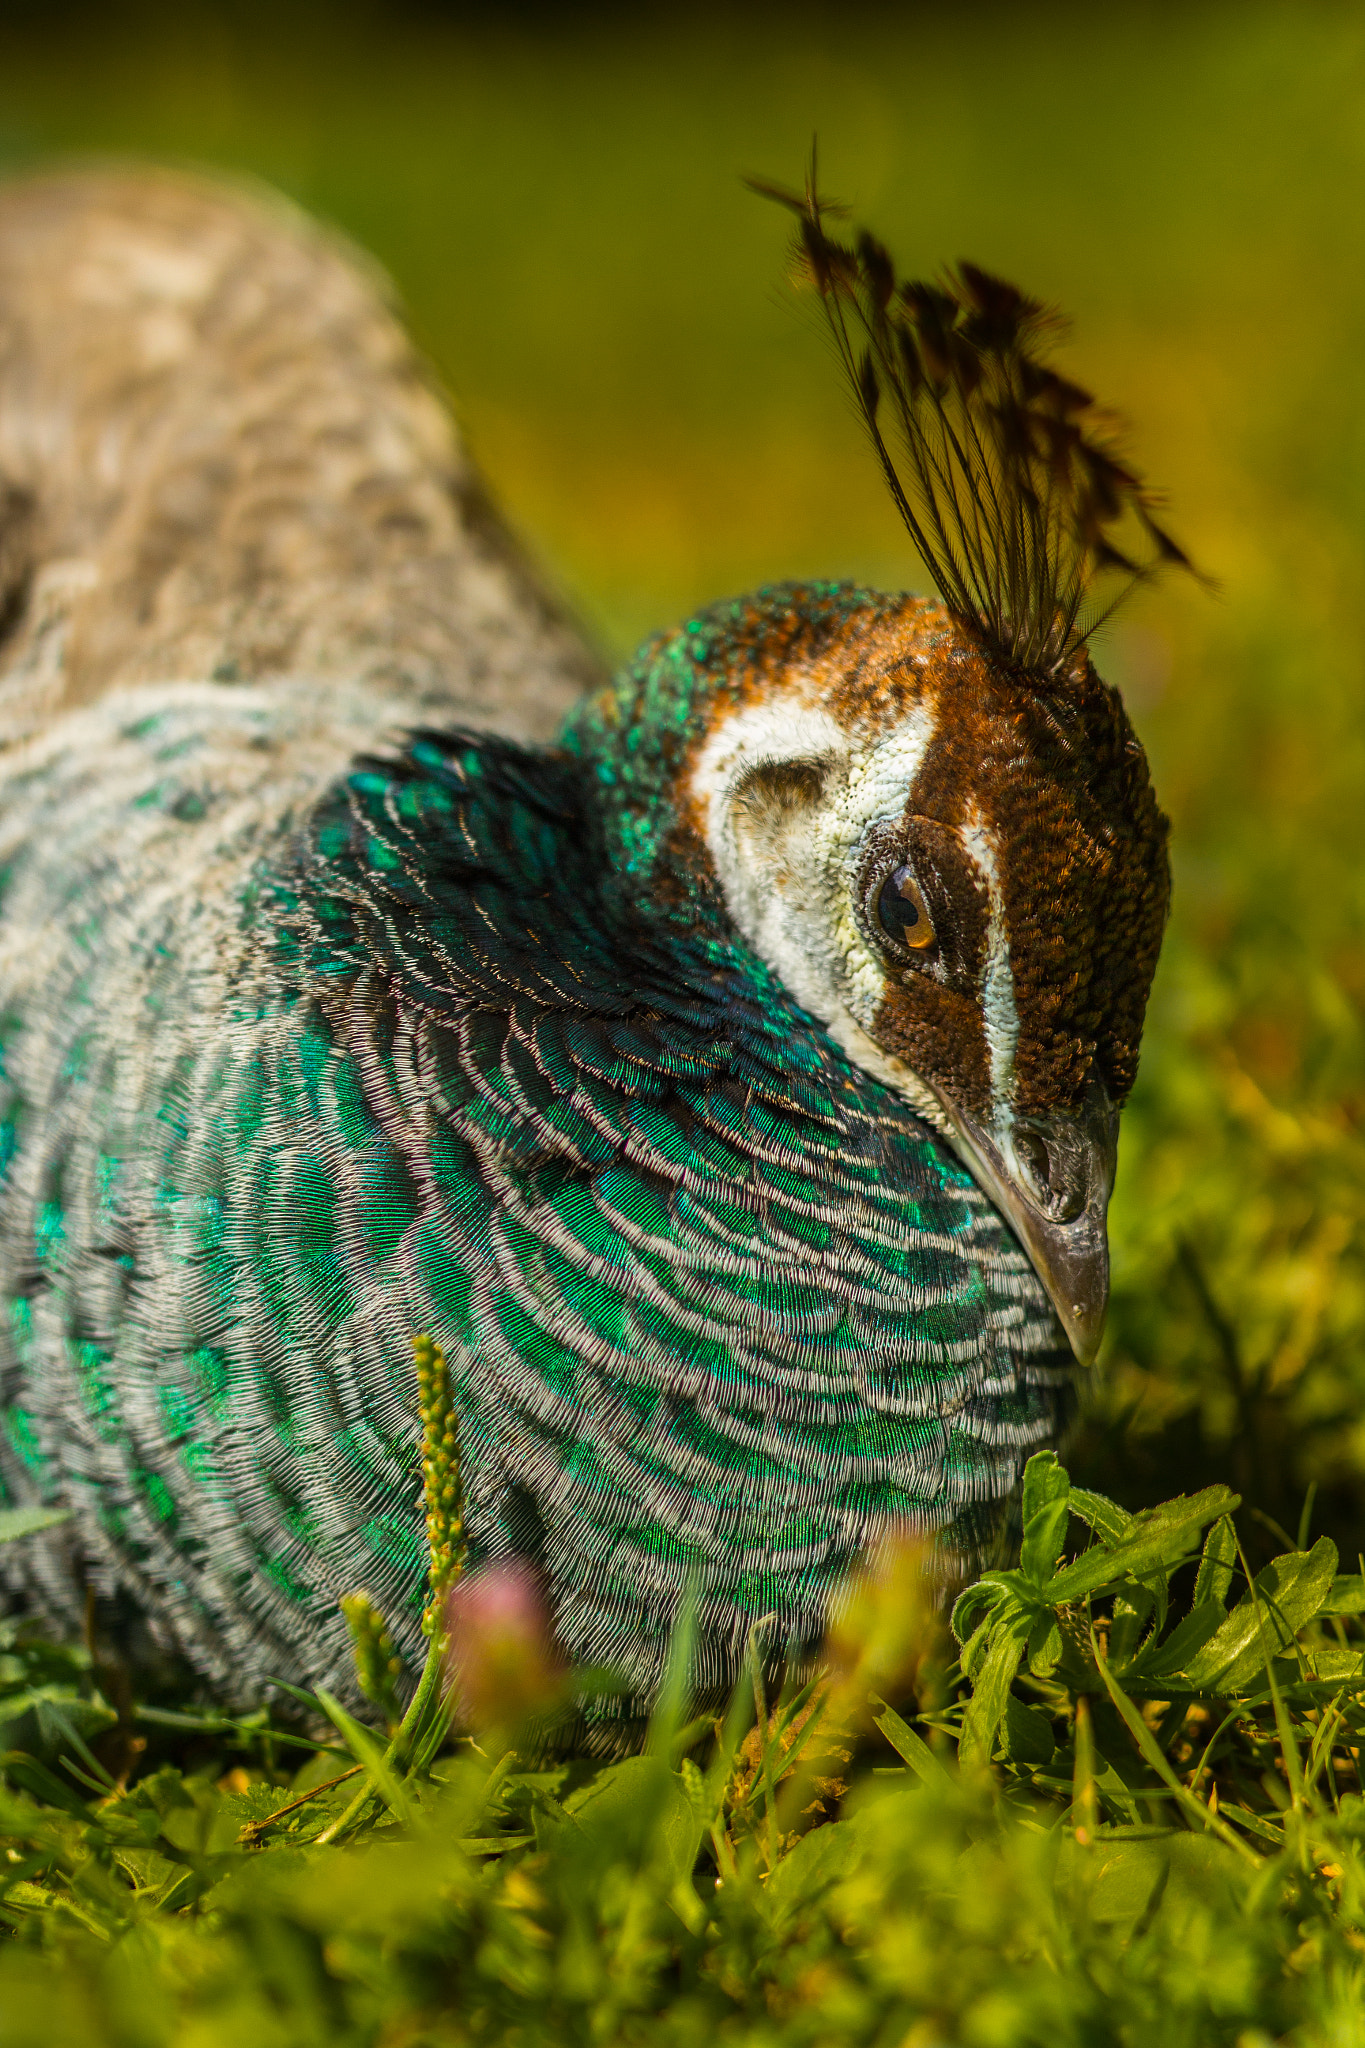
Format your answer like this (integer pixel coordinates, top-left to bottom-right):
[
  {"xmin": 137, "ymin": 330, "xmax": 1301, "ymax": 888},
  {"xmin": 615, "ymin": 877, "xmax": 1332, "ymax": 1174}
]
[{"xmin": 930, "ymin": 1084, "xmax": 1119, "ymax": 1366}]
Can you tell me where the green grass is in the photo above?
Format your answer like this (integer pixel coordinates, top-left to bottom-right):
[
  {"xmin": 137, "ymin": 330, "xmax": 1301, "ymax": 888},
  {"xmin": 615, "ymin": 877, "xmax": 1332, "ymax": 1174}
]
[
  {"xmin": 1, "ymin": 2, "xmax": 1365, "ymax": 2036},
  {"xmin": 7, "ymin": 1418, "xmax": 1365, "ymax": 2045}
]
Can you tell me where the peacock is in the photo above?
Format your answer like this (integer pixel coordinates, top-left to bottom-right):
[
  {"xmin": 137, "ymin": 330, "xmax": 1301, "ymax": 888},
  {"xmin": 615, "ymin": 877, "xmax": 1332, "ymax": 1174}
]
[{"xmin": 0, "ymin": 164, "xmax": 1184, "ymax": 1731}]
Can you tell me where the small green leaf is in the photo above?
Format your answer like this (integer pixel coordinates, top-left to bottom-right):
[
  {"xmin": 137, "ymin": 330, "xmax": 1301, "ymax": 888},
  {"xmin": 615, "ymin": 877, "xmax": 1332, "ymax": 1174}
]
[
  {"xmin": 1067, "ymin": 1487, "xmax": 1131, "ymax": 1547},
  {"xmin": 0, "ymin": 1750, "xmax": 90, "ymax": 1818},
  {"xmin": 1020, "ymin": 1450, "xmax": 1069, "ymax": 1524},
  {"xmin": 564, "ymin": 1755, "xmax": 703, "ymax": 1877},
  {"xmin": 764, "ymin": 1814, "xmax": 862, "ymax": 1920},
  {"xmin": 959, "ymin": 1620, "xmax": 1029, "ymax": 1771},
  {"xmin": 1302, "ymin": 1645, "xmax": 1365, "ymax": 1682},
  {"xmin": 0, "ymin": 1686, "xmax": 116, "ymax": 1737},
  {"xmin": 1091, "ymin": 1755, "xmax": 1141, "ymax": 1827},
  {"xmin": 1193, "ymin": 1516, "xmax": 1238, "ymax": 1610},
  {"xmin": 1129, "ymin": 1600, "xmax": 1229, "ymax": 1683},
  {"xmin": 1323, "ymin": 1573, "xmax": 1365, "ymax": 1616},
  {"xmin": 1181, "ymin": 1538, "xmax": 1338, "ymax": 1696},
  {"xmin": 1057, "ymin": 1828, "xmax": 1248, "ymax": 1933},
  {"xmin": 950, "ymin": 1577, "xmax": 1010, "ymax": 1646},
  {"xmin": 872, "ymin": 1699, "xmax": 953, "ymax": 1786},
  {"xmin": 1046, "ymin": 1487, "xmax": 1238, "ymax": 1606},
  {"xmin": 1026, "ymin": 1612, "xmax": 1063, "ymax": 1678},
  {"xmin": 1020, "ymin": 1496, "xmax": 1070, "ymax": 1586},
  {"xmin": 1001, "ymin": 1696, "xmax": 1055, "ymax": 1767},
  {"xmin": 959, "ymin": 1618, "xmax": 991, "ymax": 1680},
  {"xmin": 1108, "ymin": 1586, "xmax": 1155, "ymax": 1668}
]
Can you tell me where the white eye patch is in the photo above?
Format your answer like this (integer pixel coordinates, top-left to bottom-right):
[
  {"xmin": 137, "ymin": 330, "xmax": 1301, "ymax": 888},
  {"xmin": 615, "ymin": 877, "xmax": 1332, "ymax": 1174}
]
[
  {"xmin": 817, "ymin": 704, "xmax": 939, "ymax": 1027},
  {"xmin": 691, "ymin": 690, "xmax": 940, "ymax": 1028},
  {"xmin": 835, "ymin": 704, "xmax": 940, "ymax": 850},
  {"xmin": 688, "ymin": 684, "xmax": 969, "ymax": 1141},
  {"xmin": 690, "ymin": 699, "xmax": 846, "ymax": 1024},
  {"xmin": 691, "ymin": 700, "xmax": 844, "ymax": 879}
]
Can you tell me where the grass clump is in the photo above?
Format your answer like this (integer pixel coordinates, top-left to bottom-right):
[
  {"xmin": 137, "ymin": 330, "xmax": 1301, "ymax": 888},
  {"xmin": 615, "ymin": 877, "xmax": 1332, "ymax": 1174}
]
[{"xmin": 5, "ymin": 1345, "xmax": 1365, "ymax": 2044}]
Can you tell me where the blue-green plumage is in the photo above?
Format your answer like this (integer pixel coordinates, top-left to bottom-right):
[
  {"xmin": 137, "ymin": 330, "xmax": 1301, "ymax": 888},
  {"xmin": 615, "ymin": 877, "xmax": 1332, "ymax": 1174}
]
[{"xmin": 0, "ymin": 587, "xmax": 1073, "ymax": 1726}]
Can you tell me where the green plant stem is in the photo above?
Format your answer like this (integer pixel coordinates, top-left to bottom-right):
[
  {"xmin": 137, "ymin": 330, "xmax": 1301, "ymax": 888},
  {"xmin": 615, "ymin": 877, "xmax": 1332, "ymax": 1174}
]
[{"xmin": 314, "ymin": 1628, "xmax": 452, "ymax": 1847}]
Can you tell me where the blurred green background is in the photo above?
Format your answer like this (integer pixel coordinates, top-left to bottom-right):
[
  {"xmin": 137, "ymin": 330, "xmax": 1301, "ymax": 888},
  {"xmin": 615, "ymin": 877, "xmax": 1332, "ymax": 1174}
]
[{"xmin": 2, "ymin": 0, "xmax": 1364, "ymax": 1555}]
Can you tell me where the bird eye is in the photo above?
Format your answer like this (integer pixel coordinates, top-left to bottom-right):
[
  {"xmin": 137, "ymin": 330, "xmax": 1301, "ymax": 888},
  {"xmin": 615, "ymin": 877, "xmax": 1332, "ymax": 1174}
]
[{"xmin": 876, "ymin": 864, "xmax": 936, "ymax": 951}]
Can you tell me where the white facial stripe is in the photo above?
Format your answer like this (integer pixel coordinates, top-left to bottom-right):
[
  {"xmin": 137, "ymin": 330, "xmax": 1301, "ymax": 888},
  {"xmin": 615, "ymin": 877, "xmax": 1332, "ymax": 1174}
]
[
  {"xmin": 837, "ymin": 703, "xmax": 939, "ymax": 844},
  {"xmin": 689, "ymin": 674, "xmax": 1043, "ymax": 1220},
  {"xmin": 959, "ymin": 812, "xmax": 1019, "ymax": 1136},
  {"xmin": 690, "ymin": 686, "xmax": 941, "ymax": 1057}
]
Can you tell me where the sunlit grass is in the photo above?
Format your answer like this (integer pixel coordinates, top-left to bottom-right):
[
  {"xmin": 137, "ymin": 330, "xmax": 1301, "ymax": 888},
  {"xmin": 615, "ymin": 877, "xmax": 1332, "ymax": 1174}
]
[{"xmin": 2, "ymin": 3, "xmax": 1365, "ymax": 2032}]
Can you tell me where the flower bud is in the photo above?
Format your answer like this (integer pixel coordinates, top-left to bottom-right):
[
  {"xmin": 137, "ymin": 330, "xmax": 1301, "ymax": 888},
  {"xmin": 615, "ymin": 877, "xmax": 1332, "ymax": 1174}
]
[{"xmin": 444, "ymin": 1562, "xmax": 563, "ymax": 1731}]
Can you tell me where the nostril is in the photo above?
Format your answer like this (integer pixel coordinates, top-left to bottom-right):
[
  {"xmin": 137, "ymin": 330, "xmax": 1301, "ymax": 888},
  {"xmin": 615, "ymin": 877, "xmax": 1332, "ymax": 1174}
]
[
  {"xmin": 1014, "ymin": 1124, "xmax": 1087, "ymax": 1224},
  {"xmin": 1015, "ymin": 1128, "xmax": 1050, "ymax": 1197}
]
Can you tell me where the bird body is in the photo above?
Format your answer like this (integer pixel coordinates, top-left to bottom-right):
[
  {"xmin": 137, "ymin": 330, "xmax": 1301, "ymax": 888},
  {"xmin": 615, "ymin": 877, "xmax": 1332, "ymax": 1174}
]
[
  {"xmin": 0, "ymin": 596, "xmax": 1066, "ymax": 1723},
  {"xmin": 0, "ymin": 170, "xmax": 1179, "ymax": 1728}
]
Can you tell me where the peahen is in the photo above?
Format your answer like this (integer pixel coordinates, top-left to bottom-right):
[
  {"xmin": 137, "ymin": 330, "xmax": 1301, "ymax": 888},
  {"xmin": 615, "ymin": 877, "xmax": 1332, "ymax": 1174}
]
[{"xmin": 0, "ymin": 166, "xmax": 1182, "ymax": 1730}]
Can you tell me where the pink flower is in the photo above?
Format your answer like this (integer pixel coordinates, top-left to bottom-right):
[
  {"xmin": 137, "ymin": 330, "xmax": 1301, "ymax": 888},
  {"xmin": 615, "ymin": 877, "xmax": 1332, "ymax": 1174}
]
[{"xmin": 444, "ymin": 1562, "xmax": 563, "ymax": 1730}]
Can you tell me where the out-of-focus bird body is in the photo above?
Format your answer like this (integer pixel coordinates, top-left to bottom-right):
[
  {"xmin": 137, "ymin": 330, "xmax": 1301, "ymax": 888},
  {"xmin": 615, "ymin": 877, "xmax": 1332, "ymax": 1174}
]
[
  {"xmin": 0, "ymin": 168, "xmax": 596, "ymax": 740},
  {"xmin": 0, "ymin": 168, "xmax": 1180, "ymax": 1727}
]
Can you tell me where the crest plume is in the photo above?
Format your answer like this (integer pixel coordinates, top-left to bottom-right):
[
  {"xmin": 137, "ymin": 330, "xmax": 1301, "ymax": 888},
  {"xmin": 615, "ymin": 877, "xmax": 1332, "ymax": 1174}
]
[{"xmin": 748, "ymin": 155, "xmax": 1198, "ymax": 675}]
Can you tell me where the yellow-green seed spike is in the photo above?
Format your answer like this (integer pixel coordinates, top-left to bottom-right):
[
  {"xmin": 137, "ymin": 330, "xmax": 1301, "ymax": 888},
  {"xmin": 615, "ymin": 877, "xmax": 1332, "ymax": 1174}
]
[
  {"xmin": 414, "ymin": 1332, "xmax": 467, "ymax": 1634},
  {"xmin": 339, "ymin": 1589, "xmax": 404, "ymax": 1731}
]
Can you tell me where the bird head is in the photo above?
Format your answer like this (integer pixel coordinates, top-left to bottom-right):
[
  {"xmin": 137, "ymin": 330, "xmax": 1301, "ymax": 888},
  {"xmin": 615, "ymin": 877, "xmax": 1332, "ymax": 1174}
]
[
  {"xmin": 566, "ymin": 171, "xmax": 1193, "ymax": 1365},
  {"xmin": 569, "ymin": 582, "xmax": 1168, "ymax": 1367}
]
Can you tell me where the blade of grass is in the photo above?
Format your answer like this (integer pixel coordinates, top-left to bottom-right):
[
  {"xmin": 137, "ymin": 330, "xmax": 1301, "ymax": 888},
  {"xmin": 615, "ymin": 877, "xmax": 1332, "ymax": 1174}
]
[
  {"xmin": 1234, "ymin": 1534, "xmax": 1305, "ymax": 1818},
  {"xmin": 313, "ymin": 1689, "xmax": 416, "ymax": 1840},
  {"xmin": 646, "ymin": 1581, "xmax": 698, "ymax": 1761},
  {"xmin": 872, "ymin": 1698, "xmax": 953, "ymax": 1787},
  {"xmin": 0, "ymin": 1507, "xmax": 71, "ymax": 1544},
  {"xmin": 1072, "ymin": 1694, "xmax": 1098, "ymax": 1844},
  {"xmin": 133, "ymin": 1704, "xmax": 347, "ymax": 1757}
]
